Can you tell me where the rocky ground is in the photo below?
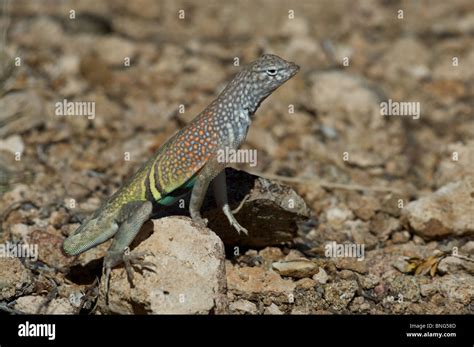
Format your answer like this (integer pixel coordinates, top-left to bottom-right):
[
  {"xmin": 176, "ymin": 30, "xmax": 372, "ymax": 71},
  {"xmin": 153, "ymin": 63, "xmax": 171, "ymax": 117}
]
[{"xmin": 0, "ymin": 0, "xmax": 473, "ymax": 314}]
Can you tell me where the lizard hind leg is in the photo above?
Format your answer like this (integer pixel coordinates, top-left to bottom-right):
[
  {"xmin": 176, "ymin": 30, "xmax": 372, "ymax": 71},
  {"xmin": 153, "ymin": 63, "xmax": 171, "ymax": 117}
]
[
  {"xmin": 212, "ymin": 170, "xmax": 249, "ymax": 235},
  {"xmin": 102, "ymin": 200, "xmax": 155, "ymax": 302}
]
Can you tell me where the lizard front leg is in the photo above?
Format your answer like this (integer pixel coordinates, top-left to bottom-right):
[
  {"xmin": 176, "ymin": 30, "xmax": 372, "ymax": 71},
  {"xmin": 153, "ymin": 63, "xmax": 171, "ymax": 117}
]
[
  {"xmin": 102, "ymin": 200, "xmax": 154, "ymax": 301},
  {"xmin": 212, "ymin": 170, "xmax": 248, "ymax": 235}
]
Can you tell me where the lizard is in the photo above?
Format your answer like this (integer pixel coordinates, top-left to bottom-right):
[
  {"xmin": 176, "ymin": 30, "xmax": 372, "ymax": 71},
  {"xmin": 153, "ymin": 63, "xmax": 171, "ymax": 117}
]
[{"xmin": 63, "ymin": 54, "xmax": 299, "ymax": 297}]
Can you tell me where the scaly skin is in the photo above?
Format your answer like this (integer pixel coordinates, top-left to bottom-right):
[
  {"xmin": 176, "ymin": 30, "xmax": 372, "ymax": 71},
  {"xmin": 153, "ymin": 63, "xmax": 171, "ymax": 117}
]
[{"xmin": 63, "ymin": 54, "xmax": 299, "ymax": 299}]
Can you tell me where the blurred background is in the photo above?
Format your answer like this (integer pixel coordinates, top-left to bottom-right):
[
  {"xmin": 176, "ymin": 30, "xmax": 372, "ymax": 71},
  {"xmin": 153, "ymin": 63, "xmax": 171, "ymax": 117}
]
[{"xmin": 0, "ymin": 0, "xmax": 473, "ymax": 314}]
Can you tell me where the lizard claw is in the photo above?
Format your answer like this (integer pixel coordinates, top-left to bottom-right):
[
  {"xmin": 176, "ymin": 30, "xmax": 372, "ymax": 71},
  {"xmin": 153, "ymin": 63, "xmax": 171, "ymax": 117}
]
[
  {"xmin": 102, "ymin": 249, "xmax": 155, "ymax": 304},
  {"xmin": 192, "ymin": 216, "xmax": 209, "ymax": 227},
  {"xmin": 122, "ymin": 251, "xmax": 155, "ymax": 285},
  {"xmin": 103, "ymin": 265, "xmax": 112, "ymax": 305},
  {"xmin": 229, "ymin": 219, "xmax": 249, "ymax": 235},
  {"xmin": 223, "ymin": 204, "xmax": 248, "ymax": 235}
]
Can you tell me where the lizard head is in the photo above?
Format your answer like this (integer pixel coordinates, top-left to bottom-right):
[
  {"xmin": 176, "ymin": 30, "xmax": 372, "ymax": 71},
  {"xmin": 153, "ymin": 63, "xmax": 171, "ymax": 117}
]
[
  {"xmin": 248, "ymin": 53, "xmax": 299, "ymax": 96},
  {"xmin": 222, "ymin": 54, "xmax": 299, "ymax": 113},
  {"xmin": 63, "ymin": 215, "xmax": 118, "ymax": 256},
  {"xmin": 214, "ymin": 54, "xmax": 299, "ymax": 115}
]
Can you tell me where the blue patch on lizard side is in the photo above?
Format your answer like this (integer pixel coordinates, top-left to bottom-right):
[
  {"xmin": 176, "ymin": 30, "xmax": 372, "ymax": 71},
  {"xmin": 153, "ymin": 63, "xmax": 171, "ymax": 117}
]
[{"xmin": 156, "ymin": 175, "xmax": 197, "ymax": 206}]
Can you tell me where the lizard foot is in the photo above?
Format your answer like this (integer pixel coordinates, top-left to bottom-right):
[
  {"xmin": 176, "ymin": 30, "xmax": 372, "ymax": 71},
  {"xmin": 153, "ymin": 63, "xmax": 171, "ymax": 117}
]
[
  {"xmin": 223, "ymin": 205, "xmax": 248, "ymax": 235},
  {"xmin": 102, "ymin": 249, "xmax": 155, "ymax": 304},
  {"xmin": 228, "ymin": 218, "xmax": 248, "ymax": 235},
  {"xmin": 122, "ymin": 250, "xmax": 155, "ymax": 285},
  {"xmin": 191, "ymin": 215, "xmax": 209, "ymax": 227}
]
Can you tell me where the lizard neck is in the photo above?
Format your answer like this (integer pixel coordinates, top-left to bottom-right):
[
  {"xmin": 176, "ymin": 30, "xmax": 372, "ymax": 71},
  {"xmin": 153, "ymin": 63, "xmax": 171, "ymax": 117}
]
[{"xmin": 216, "ymin": 70, "xmax": 269, "ymax": 117}]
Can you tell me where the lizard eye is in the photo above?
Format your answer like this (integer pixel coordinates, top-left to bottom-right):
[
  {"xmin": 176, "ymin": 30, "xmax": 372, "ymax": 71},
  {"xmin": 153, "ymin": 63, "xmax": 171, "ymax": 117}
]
[{"xmin": 266, "ymin": 69, "xmax": 277, "ymax": 76}]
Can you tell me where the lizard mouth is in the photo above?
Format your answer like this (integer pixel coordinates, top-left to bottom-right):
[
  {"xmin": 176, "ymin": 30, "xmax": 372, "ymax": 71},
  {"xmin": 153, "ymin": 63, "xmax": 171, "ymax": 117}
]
[{"xmin": 288, "ymin": 62, "xmax": 300, "ymax": 76}]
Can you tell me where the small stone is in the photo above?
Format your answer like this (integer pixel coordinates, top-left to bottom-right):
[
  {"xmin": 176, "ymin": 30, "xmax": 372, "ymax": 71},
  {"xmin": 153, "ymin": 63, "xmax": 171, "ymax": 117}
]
[
  {"xmin": 295, "ymin": 278, "xmax": 316, "ymax": 289},
  {"xmin": 345, "ymin": 220, "xmax": 379, "ymax": 250},
  {"xmin": 95, "ymin": 36, "xmax": 137, "ymax": 66},
  {"xmin": 237, "ymin": 250, "xmax": 263, "ymax": 267},
  {"xmin": 114, "ymin": 0, "xmax": 161, "ymax": 19},
  {"xmin": 460, "ymin": 241, "xmax": 474, "ymax": 255},
  {"xmin": 310, "ymin": 71, "xmax": 380, "ymax": 121},
  {"xmin": 438, "ymin": 256, "xmax": 474, "ymax": 275},
  {"xmin": 29, "ymin": 229, "xmax": 73, "ymax": 269},
  {"xmin": 390, "ymin": 276, "xmax": 421, "ymax": 302},
  {"xmin": 370, "ymin": 37, "xmax": 430, "ymax": 83},
  {"xmin": 434, "ymin": 141, "xmax": 474, "ymax": 188},
  {"xmin": 326, "ymin": 206, "xmax": 354, "ymax": 228},
  {"xmin": 324, "ymin": 280, "xmax": 358, "ymax": 311},
  {"xmin": 349, "ymin": 296, "xmax": 371, "ymax": 313},
  {"xmin": 0, "ymin": 92, "xmax": 45, "ymax": 138},
  {"xmin": 392, "ymin": 230, "xmax": 411, "ymax": 244},
  {"xmin": 392, "ymin": 258, "xmax": 409, "ymax": 273},
  {"xmin": 246, "ymin": 127, "xmax": 278, "ymax": 157},
  {"xmin": 437, "ymin": 274, "xmax": 473, "ymax": 305},
  {"xmin": 359, "ymin": 273, "xmax": 379, "ymax": 289},
  {"xmin": 49, "ymin": 209, "xmax": 70, "ymax": 228},
  {"xmin": 339, "ymin": 269, "xmax": 356, "ymax": 280},
  {"xmin": 413, "ymin": 235, "xmax": 425, "ymax": 245},
  {"xmin": 291, "ymin": 307, "xmax": 310, "ymax": 314},
  {"xmin": 10, "ymin": 224, "xmax": 31, "ymax": 243},
  {"xmin": 281, "ymin": 16, "xmax": 310, "ymax": 37},
  {"xmin": 334, "ymin": 257, "xmax": 368, "ymax": 274},
  {"xmin": 348, "ymin": 152, "xmax": 385, "ymax": 169},
  {"xmin": 373, "ymin": 283, "xmax": 386, "ymax": 297},
  {"xmin": 227, "ymin": 265, "xmax": 295, "ymax": 300},
  {"xmin": 272, "ymin": 259, "xmax": 319, "ymax": 279},
  {"xmin": 347, "ymin": 194, "xmax": 379, "ymax": 221},
  {"xmin": 229, "ymin": 299, "xmax": 258, "ymax": 315},
  {"xmin": 0, "ymin": 258, "xmax": 34, "ymax": 300},
  {"xmin": 420, "ymin": 283, "xmax": 438, "ymax": 297},
  {"xmin": 380, "ymin": 194, "xmax": 406, "ymax": 217},
  {"xmin": 258, "ymin": 247, "xmax": 284, "ymax": 265},
  {"xmin": 285, "ymin": 36, "xmax": 326, "ymax": 69},
  {"xmin": 312, "ymin": 267, "xmax": 329, "ymax": 284},
  {"xmin": 370, "ymin": 212, "xmax": 401, "ymax": 241},
  {"xmin": 0, "ymin": 135, "xmax": 24, "ymax": 155},
  {"xmin": 283, "ymin": 249, "xmax": 307, "ymax": 261},
  {"xmin": 264, "ymin": 303, "xmax": 283, "ymax": 315}
]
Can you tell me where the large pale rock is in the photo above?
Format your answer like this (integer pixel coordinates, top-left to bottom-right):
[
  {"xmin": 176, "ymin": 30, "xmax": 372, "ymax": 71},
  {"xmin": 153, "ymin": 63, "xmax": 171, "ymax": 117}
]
[
  {"xmin": 402, "ymin": 178, "xmax": 474, "ymax": 240},
  {"xmin": 98, "ymin": 216, "xmax": 227, "ymax": 314}
]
